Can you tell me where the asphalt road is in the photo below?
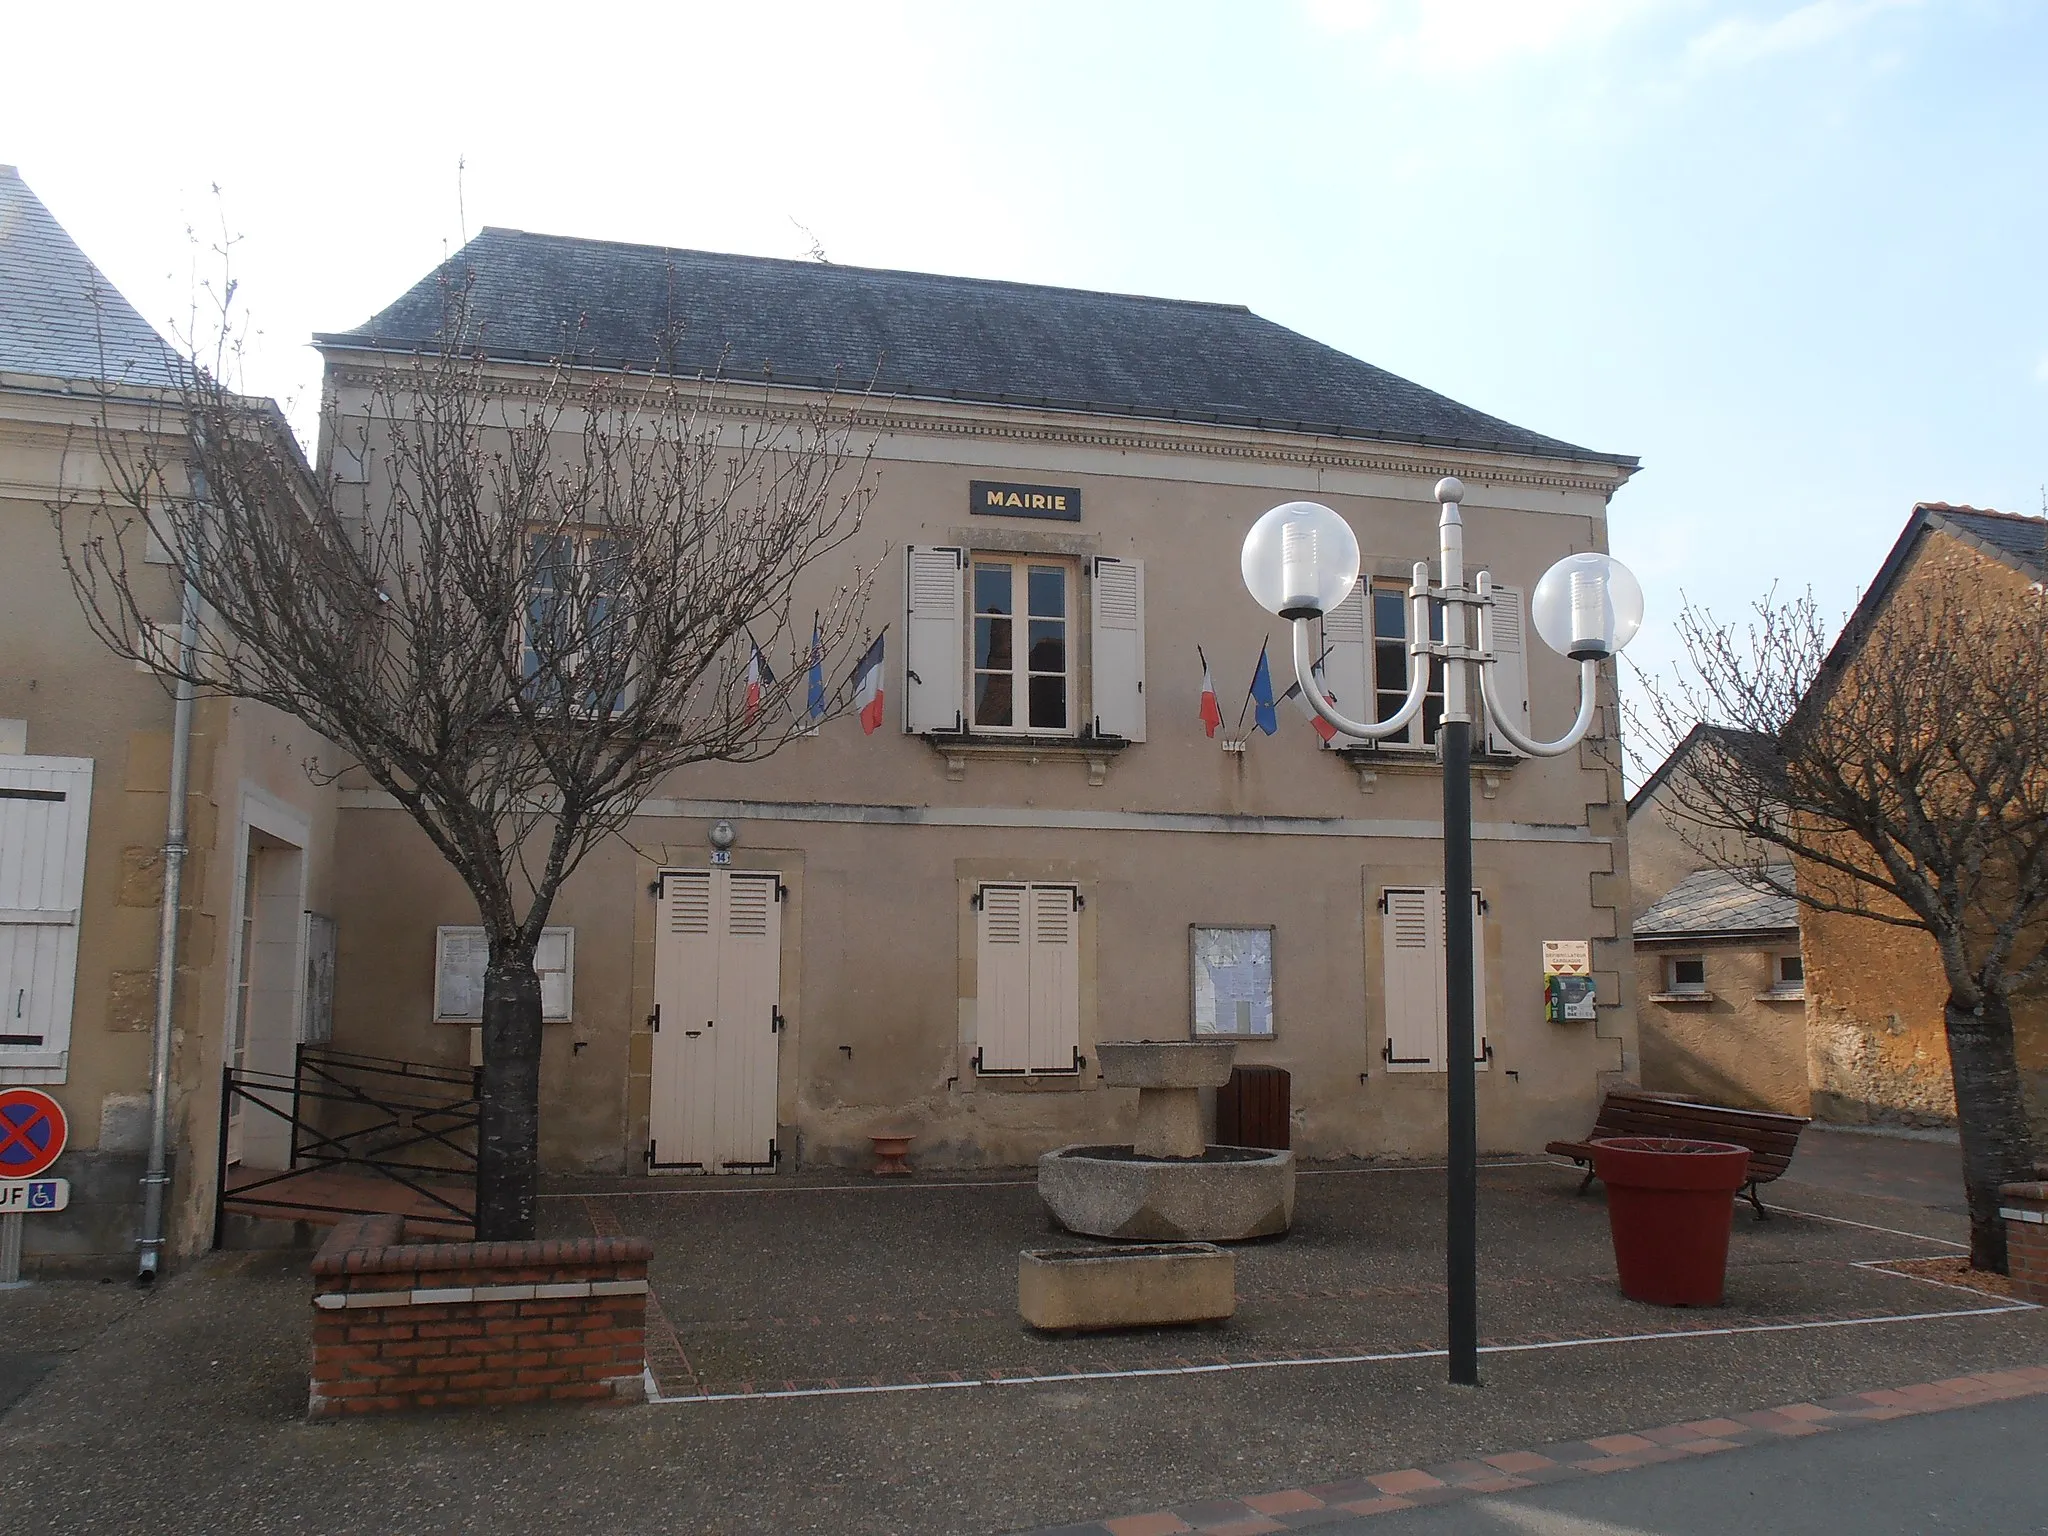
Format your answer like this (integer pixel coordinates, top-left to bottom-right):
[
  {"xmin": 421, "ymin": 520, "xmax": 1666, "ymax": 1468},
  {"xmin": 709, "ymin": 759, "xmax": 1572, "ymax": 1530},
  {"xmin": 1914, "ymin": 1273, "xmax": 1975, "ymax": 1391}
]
[{"xmin": 1341, "ymin": 1393, "xmax": 2048, "ymax": 1534}]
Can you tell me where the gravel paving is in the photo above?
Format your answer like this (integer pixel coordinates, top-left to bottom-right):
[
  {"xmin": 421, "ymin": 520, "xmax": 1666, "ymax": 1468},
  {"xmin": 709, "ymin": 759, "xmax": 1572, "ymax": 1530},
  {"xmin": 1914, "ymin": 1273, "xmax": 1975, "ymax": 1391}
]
[{"xmin": 0, "ymin": 1158, "xmax": 2037, "ymax": 1536}]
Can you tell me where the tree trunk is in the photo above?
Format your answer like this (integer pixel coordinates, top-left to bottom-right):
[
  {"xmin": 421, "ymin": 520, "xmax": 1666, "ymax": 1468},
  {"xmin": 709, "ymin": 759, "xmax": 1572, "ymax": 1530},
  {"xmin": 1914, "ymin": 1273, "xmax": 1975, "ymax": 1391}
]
[
  {"xmin": 1943, "ymin": 991, "xmax": 2037, "ymax": 1272},
  {"xmin": 476, "ymin": 946, "xmax": 543, "ymax": 1241}
]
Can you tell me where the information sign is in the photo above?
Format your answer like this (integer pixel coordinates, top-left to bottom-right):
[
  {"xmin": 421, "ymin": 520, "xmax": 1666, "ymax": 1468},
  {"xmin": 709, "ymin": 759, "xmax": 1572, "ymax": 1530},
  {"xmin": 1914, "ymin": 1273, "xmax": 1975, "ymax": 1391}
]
[{"xmin": 0, "ymin": 1179, "xmax": 69, "ymax": 1214}]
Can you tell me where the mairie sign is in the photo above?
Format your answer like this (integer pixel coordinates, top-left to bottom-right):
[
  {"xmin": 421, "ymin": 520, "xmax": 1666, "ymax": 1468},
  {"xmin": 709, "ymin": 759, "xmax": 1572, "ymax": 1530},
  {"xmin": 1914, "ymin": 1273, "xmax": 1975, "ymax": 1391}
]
[{"xmin": 970, "ymin": 480, "xmax": 1082, "ymax": 522}]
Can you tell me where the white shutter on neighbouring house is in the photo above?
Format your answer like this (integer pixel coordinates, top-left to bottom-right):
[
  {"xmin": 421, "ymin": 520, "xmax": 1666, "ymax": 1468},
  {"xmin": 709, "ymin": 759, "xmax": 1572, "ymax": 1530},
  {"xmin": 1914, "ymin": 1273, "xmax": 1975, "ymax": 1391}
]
[
  {"xmin": 1026, "ymin": 886, "xmax": 1081, "ymax": 1071},
  {"xmin": 1379, "ymin": 887, "xmax": 1440, "ymax": 1071},
  {"xmin": 0, "ymin": 757, "xmax": 93, "ymax": 1079},
  {"xmin": 976, "ymin": 884, "xmax": 1033, "ymax": 1072},
  {"xmin": 904, "ymin": 545, "xmax": 965, "ymax": 733},
  {"xmin": 1089, "ymin": 557, "xmax": 1146, "ymax": 742},
  {"xmin": 1484, "ymin": 583, "xmax": 1529, "ymax": 759},
  {"xmin": 1319, "ymin": 579, "xmax": 1370, "ymax": 748}
]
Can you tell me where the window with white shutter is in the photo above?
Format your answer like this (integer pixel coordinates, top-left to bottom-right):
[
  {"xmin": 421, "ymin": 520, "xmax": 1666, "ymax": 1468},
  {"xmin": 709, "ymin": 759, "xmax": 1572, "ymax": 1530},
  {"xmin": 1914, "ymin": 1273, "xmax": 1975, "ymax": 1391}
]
[
  {"xmin": 1377, "ymin": 886, "xmax": 1488, "ymax": 1073},
  {"xmin": 976, "ymin": 882, "xmax": 1080, "ymax": 1073},
  {"xmin": 1089, "ymin": 557, "xmax": 1146, "ymax": 741},
  {"xmin": 1318, "ymin": 579, "xmax": 1370, "ymax": 749},
  {"xmin": 0, "ymin": 757, "xmax": 93, "ymax": 1081},
  {"xmin": 1483, "ymin": 582, "xmax": 1529, "ymax": 758},
  {"xmin": 904, "ymin": 545, "xmax": 966, "ymax": 733}
]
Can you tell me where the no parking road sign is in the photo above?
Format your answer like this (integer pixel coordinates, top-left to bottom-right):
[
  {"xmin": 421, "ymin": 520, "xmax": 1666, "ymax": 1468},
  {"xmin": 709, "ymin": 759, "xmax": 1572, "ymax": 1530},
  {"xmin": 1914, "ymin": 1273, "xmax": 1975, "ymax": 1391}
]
[{"xmin": 0, "ymin": 1089, "xmax": 67, "ymax": 1182}]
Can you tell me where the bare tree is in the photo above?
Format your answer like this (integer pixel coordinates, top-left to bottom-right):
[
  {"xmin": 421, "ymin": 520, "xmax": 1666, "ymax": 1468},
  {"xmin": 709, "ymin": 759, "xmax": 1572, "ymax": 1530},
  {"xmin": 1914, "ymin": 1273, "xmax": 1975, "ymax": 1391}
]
[
  {"xmin": 1636, "ymin": 564, "xmax": 2046, "ymax": 1271},
  {"xmin": 55, "ymin": 277, "xmax": 878, "ymax": 1240}
]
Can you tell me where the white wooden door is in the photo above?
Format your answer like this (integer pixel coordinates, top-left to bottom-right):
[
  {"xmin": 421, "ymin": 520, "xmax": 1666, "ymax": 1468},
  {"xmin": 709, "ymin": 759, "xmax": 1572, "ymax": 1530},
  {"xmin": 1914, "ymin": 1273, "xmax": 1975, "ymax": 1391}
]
[
  {"xmin": 650, "ymin": 869, "xmax": 782, "ymax": 1173},
  {"xmin": 0, "ymin": 757, "xmax": 92, "ymax": 1083}
]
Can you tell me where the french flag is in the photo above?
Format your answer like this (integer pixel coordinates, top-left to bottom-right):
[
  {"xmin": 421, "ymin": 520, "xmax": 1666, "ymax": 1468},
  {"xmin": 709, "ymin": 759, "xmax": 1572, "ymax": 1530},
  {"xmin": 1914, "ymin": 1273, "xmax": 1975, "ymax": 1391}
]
[
  {"xmin": 1197, "ymin": 646, "xmax": 1221, "ymax": 738},
  {"xmin": 1282, "ymin": 663, "xmax": 1341, "ymax": 743},
  {"xmin": 851, "ymin": 633, "xmax": 886, "ymax": 734},
  {"xmin": 745, "ymin": 642, "xmax": 774, "ymax": 722}
]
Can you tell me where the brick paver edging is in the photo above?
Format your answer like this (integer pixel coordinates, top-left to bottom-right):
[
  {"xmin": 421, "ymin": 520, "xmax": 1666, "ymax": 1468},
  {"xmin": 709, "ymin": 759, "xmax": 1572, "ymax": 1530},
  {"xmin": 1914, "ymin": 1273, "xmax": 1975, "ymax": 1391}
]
[
  {"xmin": 309, "ymin": 1213, "xmax": 652, "ymax": 1418},
  {"xmin": 1028, "ymin": 1364, "xmax": 2048, "ymax": 1536}
]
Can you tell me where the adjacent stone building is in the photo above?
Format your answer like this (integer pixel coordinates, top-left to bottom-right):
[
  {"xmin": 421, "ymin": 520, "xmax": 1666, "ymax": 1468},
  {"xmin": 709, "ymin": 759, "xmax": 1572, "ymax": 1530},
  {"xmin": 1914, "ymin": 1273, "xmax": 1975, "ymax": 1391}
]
[{"xmin": 0, "ymin": 166, "xmax": 341, "ymax": 1271}]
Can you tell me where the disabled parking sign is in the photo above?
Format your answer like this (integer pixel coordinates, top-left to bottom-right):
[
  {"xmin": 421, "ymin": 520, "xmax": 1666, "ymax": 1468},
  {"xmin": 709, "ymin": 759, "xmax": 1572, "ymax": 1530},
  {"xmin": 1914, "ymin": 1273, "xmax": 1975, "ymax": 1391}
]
[{"xmin": 0, "ymin": 1089, "xmax": 67, "ymax": 1181}]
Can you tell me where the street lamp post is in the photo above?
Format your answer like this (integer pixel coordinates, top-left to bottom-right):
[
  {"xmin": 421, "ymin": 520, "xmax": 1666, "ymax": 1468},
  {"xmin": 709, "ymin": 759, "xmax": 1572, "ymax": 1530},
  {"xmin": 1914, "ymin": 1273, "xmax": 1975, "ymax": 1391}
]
[{"xmin": 1241, "ymin": 476, "xmax": 1642, "ymax": 1387}]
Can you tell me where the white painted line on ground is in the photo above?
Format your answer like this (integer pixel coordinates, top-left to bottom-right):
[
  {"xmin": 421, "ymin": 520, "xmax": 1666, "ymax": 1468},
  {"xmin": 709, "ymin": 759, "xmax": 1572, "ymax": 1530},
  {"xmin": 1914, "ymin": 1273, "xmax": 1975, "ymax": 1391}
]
[
  {"xmin": 643, "ymin": 1302, "xmax": 2033, "ymax": 1406},
  {"xmin": 1853, "ymin": 1257, "xmax": 2040, "ymax": 1304},
  {"xmin": 1771, "ymin": 1204, "xmax": 1969, "ymax": 1250},
  {"xmin": 543, "ymin": 1159, "xmax": 1550, "ymax": 1202}
]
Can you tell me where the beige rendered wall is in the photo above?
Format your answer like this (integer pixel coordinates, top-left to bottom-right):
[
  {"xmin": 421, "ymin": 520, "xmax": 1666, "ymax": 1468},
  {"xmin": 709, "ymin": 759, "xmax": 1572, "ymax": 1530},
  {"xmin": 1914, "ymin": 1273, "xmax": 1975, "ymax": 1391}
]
[
  {"xmin": 1635, "ymin": 941, "xmax": 1808, "ymax": 1115},
  {"xmin": 1, "ymin": 387, "xmax": 339, "ymax": 1266},
  {"xmin": 319, "ymin": 372, "xmax": 1639, "ymax": 1170}
]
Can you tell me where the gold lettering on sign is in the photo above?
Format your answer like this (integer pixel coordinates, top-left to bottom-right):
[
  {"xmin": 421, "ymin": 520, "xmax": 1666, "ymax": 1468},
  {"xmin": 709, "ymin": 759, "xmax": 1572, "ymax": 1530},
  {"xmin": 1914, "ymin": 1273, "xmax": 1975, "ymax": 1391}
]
[{"xmin": 985, "ymin": 489, "xmax": 1006, "ymax": 508}]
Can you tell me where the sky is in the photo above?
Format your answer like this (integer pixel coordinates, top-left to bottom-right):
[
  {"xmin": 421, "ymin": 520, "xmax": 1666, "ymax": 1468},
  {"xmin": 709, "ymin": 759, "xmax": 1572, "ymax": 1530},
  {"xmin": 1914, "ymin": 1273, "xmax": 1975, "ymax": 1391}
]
[{"xmin": 5, "ymin": 0, "xmax": 2043, "ymax": 728}]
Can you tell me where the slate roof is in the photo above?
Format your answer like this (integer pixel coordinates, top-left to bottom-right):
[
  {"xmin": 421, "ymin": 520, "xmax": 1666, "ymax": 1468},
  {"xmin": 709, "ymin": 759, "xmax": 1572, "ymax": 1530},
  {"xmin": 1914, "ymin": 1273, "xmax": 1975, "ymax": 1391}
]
[
  {"xmin": 1627, "ymin": 722, "xmax": 1775, "ymax": 817},
  {"xmin": 317, "ymin": 229, "xmax": 1636, "ymax": 467},
  {"xmin": 1912, "ymin": 502, "xmax": 2048, "ymax": 575},
  {"xmin": 1635, "ymin": 866, "xmax": 1799, "ymax": 940},
  {"xmin": 0, "ymin": 166, "xmax": 178, "ymax": 390}
]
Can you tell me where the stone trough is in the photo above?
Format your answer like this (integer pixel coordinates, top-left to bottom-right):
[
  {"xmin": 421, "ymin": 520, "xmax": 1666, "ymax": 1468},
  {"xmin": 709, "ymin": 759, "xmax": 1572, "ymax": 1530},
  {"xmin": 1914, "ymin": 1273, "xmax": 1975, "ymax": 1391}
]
[
  {"xmin": 1037, "ymin": 1039, "xmax": 1295, "ymax": 1242},
  {"xmin": 1018, "ymin": 1242, "xmax": 1235, "ymax": 1331}
]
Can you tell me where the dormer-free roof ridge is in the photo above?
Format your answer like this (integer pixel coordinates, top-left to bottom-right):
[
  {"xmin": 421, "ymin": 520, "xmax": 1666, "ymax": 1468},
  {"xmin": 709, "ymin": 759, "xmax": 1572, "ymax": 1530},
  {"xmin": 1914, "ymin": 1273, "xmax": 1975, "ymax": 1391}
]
[{"xmin": 318, "ymin": 228, "xmax": 1639, "ymax": 472}]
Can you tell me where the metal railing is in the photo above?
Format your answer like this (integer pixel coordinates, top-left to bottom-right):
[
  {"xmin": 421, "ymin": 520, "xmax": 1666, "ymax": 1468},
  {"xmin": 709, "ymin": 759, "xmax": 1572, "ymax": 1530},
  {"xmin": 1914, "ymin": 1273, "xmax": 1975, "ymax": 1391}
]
[{"xmin": 213, "ymin": 1044, "xmax": 480, "ymax": 1245}]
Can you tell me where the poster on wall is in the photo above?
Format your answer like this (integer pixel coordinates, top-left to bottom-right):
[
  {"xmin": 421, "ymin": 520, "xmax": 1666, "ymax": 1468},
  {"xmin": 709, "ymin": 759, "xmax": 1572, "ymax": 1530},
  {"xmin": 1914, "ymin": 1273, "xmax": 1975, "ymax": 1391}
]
[
  {"xmin": 435, "ymin": 927, "xmax": 576, "ymax": 1023},
  {"xmin": 1191, "ymin": 926, "xmax": 1274, "ymax": 1037}
]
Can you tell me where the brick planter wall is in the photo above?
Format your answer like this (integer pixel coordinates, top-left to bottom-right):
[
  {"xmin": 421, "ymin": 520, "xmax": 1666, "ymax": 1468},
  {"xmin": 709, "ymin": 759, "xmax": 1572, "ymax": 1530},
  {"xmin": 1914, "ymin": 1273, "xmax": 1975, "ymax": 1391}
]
[
  {"xmin": 309, "ymin": 1213, "xmax": 653, "ymax": 1418},
  {"xmin": 2002, "ymin": 1182, "xmax": 2048, "ymax": 1305}
]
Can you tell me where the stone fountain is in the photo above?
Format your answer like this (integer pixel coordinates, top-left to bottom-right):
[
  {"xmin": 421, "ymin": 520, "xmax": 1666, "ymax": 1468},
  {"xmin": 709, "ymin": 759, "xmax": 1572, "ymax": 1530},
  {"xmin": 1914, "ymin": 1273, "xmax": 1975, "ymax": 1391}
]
[{"xmin": 1037, "ymin": 1040, "xmax": 1295, "ymax": 1242}]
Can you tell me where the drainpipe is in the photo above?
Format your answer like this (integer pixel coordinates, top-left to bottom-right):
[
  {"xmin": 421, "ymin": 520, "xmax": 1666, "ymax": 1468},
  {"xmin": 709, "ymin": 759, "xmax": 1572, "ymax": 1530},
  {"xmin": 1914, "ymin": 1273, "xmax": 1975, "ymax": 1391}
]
[{"xmin": 136, "ymin": 548, "xmax": 201, "ymax": 1285}]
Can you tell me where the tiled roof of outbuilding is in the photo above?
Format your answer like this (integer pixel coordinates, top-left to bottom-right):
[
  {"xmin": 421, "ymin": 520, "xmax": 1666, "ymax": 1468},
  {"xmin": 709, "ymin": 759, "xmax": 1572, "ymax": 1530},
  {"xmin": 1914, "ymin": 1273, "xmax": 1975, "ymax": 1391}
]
[
  {"xmin": 0, "ymin": 166, "xmax": 178, "ymax": 389},
  {"xmin": 318, "ymin": 229, "xmax": 1637, "ymax": 468},
  {"xmin": 1635, "ymin": 866, "xmax": 1799, "ymax": 940}
]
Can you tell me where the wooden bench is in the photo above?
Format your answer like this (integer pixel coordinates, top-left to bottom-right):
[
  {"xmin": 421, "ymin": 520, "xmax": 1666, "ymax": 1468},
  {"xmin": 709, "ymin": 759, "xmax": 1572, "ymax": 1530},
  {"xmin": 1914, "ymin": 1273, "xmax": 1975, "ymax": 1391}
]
[{"xmin": 1546, "ymin": 1089, "xmax": 1810, "ymax": 1218}]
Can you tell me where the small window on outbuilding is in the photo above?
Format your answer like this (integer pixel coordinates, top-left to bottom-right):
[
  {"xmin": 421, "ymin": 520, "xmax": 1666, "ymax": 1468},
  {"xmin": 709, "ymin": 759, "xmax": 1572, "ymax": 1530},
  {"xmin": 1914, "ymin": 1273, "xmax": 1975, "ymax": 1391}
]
[
  {"xmin": 1772, "ymin": 952, "xmax": 1805, "ymax": 995},
  {"xmin": 1666, "ymin": 955, "xmax": 1707, "ymax": 996}
]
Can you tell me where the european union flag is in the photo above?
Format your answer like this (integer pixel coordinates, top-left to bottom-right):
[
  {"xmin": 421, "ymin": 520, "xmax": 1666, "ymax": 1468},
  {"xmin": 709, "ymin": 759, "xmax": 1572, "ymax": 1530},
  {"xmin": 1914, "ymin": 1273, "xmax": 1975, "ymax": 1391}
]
[{"xmin": 1251, "ymin": 641, "xmax": 1278, "ymax": 736}]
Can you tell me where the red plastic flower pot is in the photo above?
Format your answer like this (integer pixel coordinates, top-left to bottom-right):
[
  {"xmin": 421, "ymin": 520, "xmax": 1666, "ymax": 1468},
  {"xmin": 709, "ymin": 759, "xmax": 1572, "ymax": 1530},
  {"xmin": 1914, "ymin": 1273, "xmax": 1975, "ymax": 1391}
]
[{"xmin": 1590, "ymin": 1136, "xmax": 1752, "ymax": 1306}]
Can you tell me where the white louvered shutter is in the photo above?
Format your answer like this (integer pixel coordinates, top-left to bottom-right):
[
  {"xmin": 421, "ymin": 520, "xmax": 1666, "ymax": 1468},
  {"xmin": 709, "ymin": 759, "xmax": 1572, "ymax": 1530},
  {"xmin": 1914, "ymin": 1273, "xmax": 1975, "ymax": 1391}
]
[
  {"xmin": 652, "ymin": 871, "xmax": 719, "ymax": 1169},
  {"xmin": 904, "ymin": 545, "xmax": 965, "ymax": 733},
  {"xmin": 1484, "ymin": 584, "xmax": 1529, "ymax": 758},
  {"xmin": 1089, "ymin": 558, "xmax": 1146, "ymax": 742},
  {"xmin": 1379, "ymin": 887, "xmax": 1439, "ymax": 1071},
  {"xmin": 1319, "ymin": 579, "xmax": 1370, "ymax": 748},
  {"xmin": 1026, "ymin": 886, "xmax": 1080, "ymax": 1071},
  {"xmin": 1442, "ymin": 889, "xmax": 1490, "ymax": 1069},
  {"xmin": 976, "ymin": 884, "xmax": 1032, "ymax": 1072},
  {"xmin": 536, "ymin": 928, "xmax": 574, "ymax": 1021},
  {"xmin": 0, "ymin": 758, "xmax": 93, "ymax": 1078},
  {"xmin": 714, "ymin": 873, "xmax": 781, "ymax": 1168}
]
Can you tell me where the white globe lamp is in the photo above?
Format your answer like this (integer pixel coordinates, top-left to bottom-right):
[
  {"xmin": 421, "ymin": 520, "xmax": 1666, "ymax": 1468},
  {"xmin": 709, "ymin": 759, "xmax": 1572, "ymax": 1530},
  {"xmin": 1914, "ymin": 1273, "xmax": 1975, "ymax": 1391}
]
[
  {"xmin": 1240, "ymin": 501, "xmax": 1362, "ymax": 620},
  {"xmin": 1530, "ymin": 552, "xmax": 1644, "ymax": 662}
]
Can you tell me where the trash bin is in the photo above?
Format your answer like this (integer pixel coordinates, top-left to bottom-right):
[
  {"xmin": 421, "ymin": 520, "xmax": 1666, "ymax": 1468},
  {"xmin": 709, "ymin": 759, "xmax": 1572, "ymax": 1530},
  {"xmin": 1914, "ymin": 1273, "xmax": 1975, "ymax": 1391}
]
[
  {"xmin": 1216, "ymin": 1065, "xmax": 1290, "ymax": 1151},
  {"xmin": 1591, "ymin": 1136, "xmax": 1751, "ymax": 1305}
]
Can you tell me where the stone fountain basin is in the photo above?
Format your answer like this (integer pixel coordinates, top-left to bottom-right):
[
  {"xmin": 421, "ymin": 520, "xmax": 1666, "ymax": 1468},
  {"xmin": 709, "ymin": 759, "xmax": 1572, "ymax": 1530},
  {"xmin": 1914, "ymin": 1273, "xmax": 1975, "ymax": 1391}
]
[
  {"xmin": 1096, "ymin": 1040, "xmax": 1238, "ymax": 1090},
  {"xmin": 1039, "ymin": 1143, "xmax": 1295, "ymax": 1242}
]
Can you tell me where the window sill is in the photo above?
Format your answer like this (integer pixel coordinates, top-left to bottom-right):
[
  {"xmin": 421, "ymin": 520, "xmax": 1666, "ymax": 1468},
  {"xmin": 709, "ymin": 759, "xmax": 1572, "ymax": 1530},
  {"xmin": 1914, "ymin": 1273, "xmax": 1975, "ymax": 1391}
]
[
  {"xmin": 1647, "ymin": 992, "xmax": 1715, "ymax": 1004},
  {"xmin": 923, "ymin": 732, "xmax": 1131, "ymax": 786},
  {"xmin": 1758, "ymin": 989, "xmax": 1807, "ymax": 1003},
  {"xmin": 1332, "ymin": 744, "xmax": 1519, "ymax": 798},
  {"xmin": 970, "ymin": 1070, "xmax": 1090, "ymax": 1093}
]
